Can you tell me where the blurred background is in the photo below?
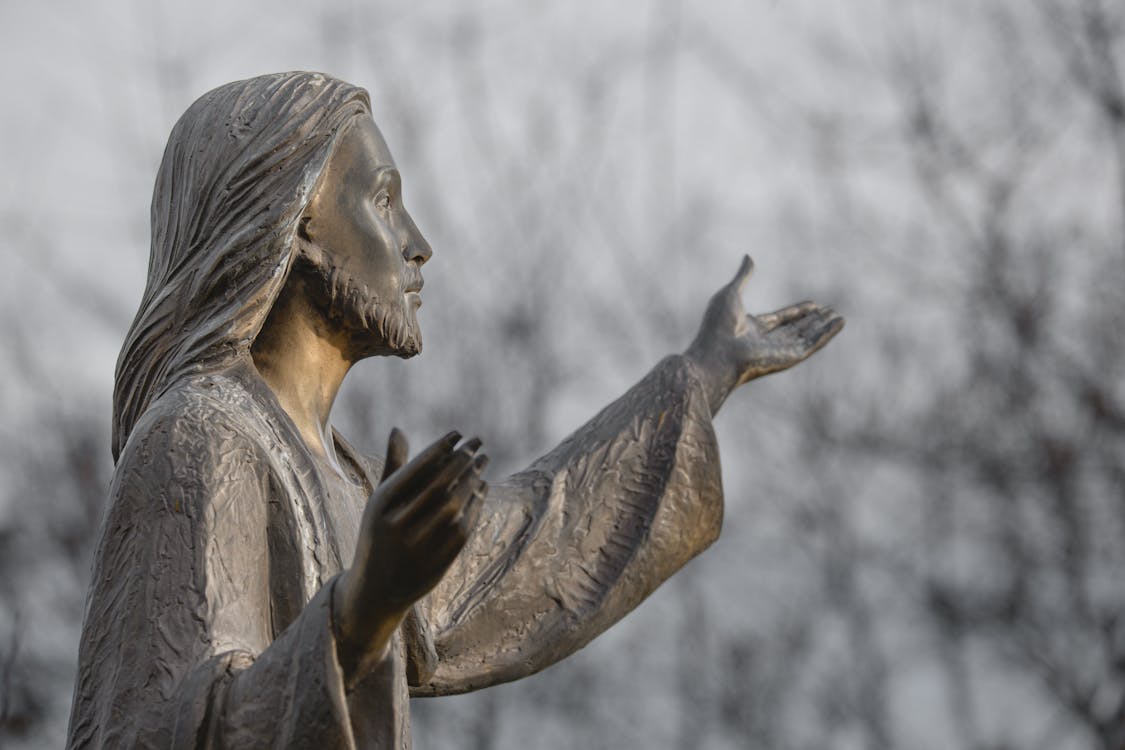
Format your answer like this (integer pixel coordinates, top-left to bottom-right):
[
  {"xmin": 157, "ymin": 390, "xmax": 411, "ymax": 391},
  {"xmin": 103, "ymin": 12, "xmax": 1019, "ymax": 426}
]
[{"xmin": 2, "ymin": 1, "xmax": 1124, "ymax": 748}]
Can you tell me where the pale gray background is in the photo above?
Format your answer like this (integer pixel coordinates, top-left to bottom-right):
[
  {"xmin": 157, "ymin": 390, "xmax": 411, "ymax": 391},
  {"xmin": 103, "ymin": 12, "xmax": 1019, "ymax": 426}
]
[{"xmin": 2, "ymin": 1, "xmax": 1123, "ymax": 748}]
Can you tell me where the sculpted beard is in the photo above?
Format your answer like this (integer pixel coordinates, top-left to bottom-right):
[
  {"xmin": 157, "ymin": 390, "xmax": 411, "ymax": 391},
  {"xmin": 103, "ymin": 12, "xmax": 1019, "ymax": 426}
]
[{"xmin": 291, "ymin": 250, "xmax": 422, "ymax": 358}]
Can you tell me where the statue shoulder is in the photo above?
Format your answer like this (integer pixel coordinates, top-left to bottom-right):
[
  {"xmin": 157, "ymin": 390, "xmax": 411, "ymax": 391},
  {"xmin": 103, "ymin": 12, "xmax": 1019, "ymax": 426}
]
[{"xmin": 115, "ymin": 374, "xmax": 271, "ymax": 478}]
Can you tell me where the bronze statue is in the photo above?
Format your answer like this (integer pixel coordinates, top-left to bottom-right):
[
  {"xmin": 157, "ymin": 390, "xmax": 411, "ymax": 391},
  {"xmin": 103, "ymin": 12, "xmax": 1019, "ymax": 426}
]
[{"xmin": 67, "ymin": 72, "xmax": 843, "ymax": 748}]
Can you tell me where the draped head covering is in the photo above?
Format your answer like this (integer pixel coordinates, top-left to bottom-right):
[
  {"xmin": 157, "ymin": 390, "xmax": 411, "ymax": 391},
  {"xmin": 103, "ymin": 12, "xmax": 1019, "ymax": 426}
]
[{"xmin": 112, "ymin": 72, "xmax": 371, "ymax": 460}]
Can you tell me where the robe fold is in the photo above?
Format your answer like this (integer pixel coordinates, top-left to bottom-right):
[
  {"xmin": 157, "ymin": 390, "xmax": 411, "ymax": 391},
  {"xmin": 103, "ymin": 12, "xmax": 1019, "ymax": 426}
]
[{"xmin": 67, "ymin": 354, "xmax": 724, "ymax": 749}]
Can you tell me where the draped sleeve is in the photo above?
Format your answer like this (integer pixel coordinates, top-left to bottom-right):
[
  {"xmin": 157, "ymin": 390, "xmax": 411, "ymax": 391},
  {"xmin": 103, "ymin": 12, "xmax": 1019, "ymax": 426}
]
[
  {"xmin": 411, "ymin": 354, "xmax": 724, "ymax": 696},
  {"xmin": 66, "ymin": 386, "xmax": 357, "ymax": 749}
]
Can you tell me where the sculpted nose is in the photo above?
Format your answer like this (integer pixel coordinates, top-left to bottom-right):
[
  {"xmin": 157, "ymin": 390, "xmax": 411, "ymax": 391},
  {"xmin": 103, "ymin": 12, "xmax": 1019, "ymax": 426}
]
[{"xmin": 403, "ymin": 230, "xmax": 432, "ymax": 266}]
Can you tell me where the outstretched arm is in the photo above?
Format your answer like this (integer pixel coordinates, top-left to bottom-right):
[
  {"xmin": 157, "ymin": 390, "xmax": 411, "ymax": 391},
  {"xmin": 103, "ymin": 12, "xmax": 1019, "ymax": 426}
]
[
  {"xmin": 413, "ymin": 353, "xmax": 723, "ymax": 695},
  {"xmin": 410, "ymin": 257, "xmax": 843, "ymax": 696}
]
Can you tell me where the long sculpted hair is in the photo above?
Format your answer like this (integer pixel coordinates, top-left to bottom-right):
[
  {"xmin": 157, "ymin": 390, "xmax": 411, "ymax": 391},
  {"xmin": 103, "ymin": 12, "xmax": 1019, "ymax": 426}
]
[{"xmin": 112, "ymin": 72, "xmax": 370, "ymax": 461}]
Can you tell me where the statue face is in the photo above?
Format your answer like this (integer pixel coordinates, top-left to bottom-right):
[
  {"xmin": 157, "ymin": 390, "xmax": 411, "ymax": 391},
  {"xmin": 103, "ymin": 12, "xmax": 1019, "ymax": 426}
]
[{"xmin": 301, "ymin": 116, "xmax": 432, "ymax": 357}]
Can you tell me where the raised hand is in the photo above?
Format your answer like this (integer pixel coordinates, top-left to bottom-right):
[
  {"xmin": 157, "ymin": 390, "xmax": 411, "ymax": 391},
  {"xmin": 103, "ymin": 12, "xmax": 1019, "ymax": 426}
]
[
  {"xmin": 685, "ymin": 255, "xmax": 844, "ymax": 414},
  {"xmin": 332, "ymin": 428, "xmax": 487, "ymax": 685}
]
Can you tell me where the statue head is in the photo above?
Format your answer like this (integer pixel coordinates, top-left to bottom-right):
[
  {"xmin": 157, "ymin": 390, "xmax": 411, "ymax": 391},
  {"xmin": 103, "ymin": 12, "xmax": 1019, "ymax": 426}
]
[
  {"xmin": 288, "ymin": 115, "xmax": 431, "ymax": 362},
  {"xmin": 112, "ymin": 72, "xmax": 426, "ymax": 460}
]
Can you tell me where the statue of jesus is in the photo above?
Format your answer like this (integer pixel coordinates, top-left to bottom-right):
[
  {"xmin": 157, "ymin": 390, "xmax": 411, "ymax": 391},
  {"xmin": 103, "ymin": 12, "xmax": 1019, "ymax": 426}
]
[{"xmin": 67, "ymin": 72, "xmax": 842, "ymax": 749}]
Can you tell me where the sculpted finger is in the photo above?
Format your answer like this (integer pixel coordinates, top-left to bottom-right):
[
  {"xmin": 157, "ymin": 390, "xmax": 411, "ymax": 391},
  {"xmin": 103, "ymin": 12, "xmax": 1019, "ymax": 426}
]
[
  {"xmin": 416, "ymin": 479, "xmax": 481, "ymax": 559},
  {"xmin": 402, "ymin": 472, "xmax": 483, "ymax": 546},
  {"xmin": 795, "ymin": 308, "xmax": 845, "ymax": 357},
  {"xmin": 420, "ymin": 440, "xmax": 483, "ymax": 495},
  {"xmin": 393, "ymin": 448, "xmax": 486, "ymax": 526},
  {"xmin": 381, "ymin": 427, "xmax": 410, "ymax": 481},
  {"xmin": 707, "ymin": 255, "xmax": 755, "ymax": 330},
  {"xmin": 386, "ymin": 430, "xmax": 462, "ymax": 490},
  {"xmin": 730, "ymin": 254, "xmax": 755, "ymax": 294},
  {"xmin": 807, "ymin": 310, "xmax": 845, "ymax": 350},
  {"xmin": 757, "ymin": 301, "xmax": 819, "ymax": 332},
  {"xmin": 410, "ymin": 452, "xmax": 487, "ymax": 523}
]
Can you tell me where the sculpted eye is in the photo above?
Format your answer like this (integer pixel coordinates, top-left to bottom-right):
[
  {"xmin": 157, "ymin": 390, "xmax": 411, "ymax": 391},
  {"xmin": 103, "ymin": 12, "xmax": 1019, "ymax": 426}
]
[{"xmin": 375, "ymin": 191, "xmax": 392, "ymax": 211}]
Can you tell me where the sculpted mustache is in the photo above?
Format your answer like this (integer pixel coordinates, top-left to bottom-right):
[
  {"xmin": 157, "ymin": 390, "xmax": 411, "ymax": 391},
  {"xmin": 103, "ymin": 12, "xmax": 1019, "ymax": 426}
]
[{"xmin": 404, "ymin": 269, "xmax": 424, "ymax": 293}]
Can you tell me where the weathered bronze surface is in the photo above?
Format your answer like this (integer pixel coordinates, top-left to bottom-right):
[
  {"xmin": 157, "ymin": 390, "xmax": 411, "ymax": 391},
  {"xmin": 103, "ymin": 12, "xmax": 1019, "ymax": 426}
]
[{"xmin": 67, "ymin": 72, "xmax": 843, "ymax": 748}]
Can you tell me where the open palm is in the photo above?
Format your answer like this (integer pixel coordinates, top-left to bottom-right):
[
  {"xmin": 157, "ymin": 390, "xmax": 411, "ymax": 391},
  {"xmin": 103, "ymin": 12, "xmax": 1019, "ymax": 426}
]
[{"xmin": 686, "ymin": 255, "xmax": 844, "ymax": 413}]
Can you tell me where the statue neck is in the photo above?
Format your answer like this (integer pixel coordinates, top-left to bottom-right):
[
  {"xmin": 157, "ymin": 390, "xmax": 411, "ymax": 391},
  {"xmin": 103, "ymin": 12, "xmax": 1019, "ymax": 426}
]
[{"xmin": 251, "ymin": 272, "xmax": 355, "ymax": 474}]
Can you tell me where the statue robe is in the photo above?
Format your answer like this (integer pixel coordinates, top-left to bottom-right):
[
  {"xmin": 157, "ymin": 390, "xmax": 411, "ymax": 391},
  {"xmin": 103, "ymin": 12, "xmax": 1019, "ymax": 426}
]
[{"xmin": 66, "ymin": 354, "xmax": 724, "ymax": 749}]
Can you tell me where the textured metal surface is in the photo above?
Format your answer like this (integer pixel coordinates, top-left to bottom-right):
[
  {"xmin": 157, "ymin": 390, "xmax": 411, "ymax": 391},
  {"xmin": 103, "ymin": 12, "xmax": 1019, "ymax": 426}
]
[{"xmin": 67, "ymin": 71, "xmax": 842, "ymax": 748}]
